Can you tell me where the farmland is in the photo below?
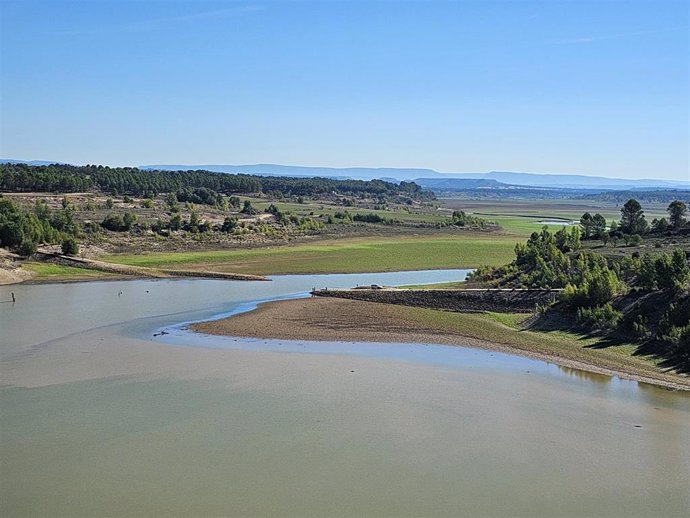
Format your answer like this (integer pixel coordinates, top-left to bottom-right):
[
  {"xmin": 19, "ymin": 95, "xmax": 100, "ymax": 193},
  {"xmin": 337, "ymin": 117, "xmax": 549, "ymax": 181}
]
[{"xmin": 103, "ymin": 235, "xmax": 516, "ymax": 275}]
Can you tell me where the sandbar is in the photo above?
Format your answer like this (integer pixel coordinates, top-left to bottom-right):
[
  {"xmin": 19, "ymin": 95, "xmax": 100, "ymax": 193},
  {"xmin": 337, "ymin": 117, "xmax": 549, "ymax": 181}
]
[{"xmin": 191, "ymin": 297, "xmax": 690, "ymax": 391}]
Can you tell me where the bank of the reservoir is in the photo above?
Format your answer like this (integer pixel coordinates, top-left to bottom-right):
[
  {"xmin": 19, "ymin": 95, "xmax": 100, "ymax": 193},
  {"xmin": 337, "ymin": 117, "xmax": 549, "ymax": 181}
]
[{"xmin": 191, "ymin": 297, "xmax": 690, "ymax": 391}]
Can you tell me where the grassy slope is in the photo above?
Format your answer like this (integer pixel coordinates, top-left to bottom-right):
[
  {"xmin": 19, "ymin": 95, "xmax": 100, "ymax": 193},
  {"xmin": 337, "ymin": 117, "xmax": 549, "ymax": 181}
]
[
  {"xmin": 52, "ymin": 197, "xmax": 664, "ymax": 278},
  {"xmin": 400, "ymin": 307, "xmax": 682, "ymax": 384},
  {"xmin": 98, "ymin": 205, "xmax": 613, "ymax": 276},
  {"xmin": 104, "ymin": 235, "xmax": 518, "ymax": 275},
  {"xmin": 22, "ymin": 262, "xmax": 115, "ymax": 280}
]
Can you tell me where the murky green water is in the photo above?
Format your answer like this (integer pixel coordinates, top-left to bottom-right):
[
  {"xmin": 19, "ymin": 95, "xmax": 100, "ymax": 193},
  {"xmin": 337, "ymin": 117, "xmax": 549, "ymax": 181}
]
[{"xmin": 1, "ymin": 272, "xmax": 689, "ymax": 517}]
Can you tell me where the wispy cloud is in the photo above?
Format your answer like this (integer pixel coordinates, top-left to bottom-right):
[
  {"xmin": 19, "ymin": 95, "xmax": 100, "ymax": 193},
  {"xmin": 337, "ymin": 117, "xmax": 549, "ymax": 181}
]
[
  {"xmin": 552, "ymin": 26, "xmax": 687, "ymax": 45},
  {"xmin": 51, "ymin": 4, "xmax": 265, "ymax": 36}
]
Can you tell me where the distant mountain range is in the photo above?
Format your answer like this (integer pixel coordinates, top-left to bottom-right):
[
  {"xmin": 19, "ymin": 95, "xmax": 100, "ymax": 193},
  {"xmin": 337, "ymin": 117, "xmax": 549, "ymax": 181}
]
[
  {"xmin": 141, "ymin": 163, "xmax": 440, "ymax": 182},
  {"xmin": 141, "ymin": 163, "xmax": 690, "ymax": 190},
  {"xmin": 2, "ymin": 159, "xmax": 688, "ymax": 191},
  {"xmin": 471, "ymin": 171, "xmax": 690, "ymax": 190},
  {"xmin": 1, "ymin": 159, "xmax": 69, "ymax": 167},
  {"xmin": 141, "ymin": 164, "xmax": 690, "ymax": 190}
]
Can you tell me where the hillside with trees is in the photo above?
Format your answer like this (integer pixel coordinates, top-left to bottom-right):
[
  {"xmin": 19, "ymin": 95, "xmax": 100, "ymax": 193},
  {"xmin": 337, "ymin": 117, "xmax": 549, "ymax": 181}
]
[
  {"xmin": 1, "ymin": 163, "xmax": 506, "ymax": 259},
  {"xmin": 469, "ymin": 198, "xmax": 690, "ymax": 372},
  {"xmin": 0, "ymin": 163, "xmax": 431, "ymax": 201}
]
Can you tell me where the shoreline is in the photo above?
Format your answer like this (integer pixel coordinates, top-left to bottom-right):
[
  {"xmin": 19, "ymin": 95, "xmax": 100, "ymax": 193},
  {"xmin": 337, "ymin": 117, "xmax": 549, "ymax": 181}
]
[
  {"xmin": 0, "ymin": 256, "xmax": 269, "ymax": 285},
  {"xmin": 191, "ymin": 297, "xmax": 690, "ymax": 392}
]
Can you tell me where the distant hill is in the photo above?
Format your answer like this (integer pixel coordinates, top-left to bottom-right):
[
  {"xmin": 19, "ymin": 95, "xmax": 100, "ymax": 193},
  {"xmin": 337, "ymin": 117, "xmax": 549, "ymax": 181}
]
[
  {"xmin": 141, "ymin": 163, "xmax": 442, "ymax": 181},
  {"xmin": 477, "ymin": 171, "xmax": 690, "ymax": 190},
  {"xmin": 0, "ymin": 159, "xmax": 68, "ymax": 167},
  {"xmin": 413, "ymin": 178, "xmax": 506, "ymax": 190},
  {"xmin": 143, "ymin": 164, "xmax": 689, "ymax": 190}
]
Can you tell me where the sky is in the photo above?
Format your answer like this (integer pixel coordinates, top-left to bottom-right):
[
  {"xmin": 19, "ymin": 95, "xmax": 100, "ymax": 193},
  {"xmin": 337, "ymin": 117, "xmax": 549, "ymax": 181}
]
[{"xmin": 1, "ymin": 0, "xmax": 688, "ymax": 180}]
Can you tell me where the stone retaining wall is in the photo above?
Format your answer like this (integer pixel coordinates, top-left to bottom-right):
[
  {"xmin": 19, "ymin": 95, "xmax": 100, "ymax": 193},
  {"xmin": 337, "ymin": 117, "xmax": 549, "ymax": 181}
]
[{"xmin": 313, "ymin": 289, "xmax": 558, "ymax": 313}]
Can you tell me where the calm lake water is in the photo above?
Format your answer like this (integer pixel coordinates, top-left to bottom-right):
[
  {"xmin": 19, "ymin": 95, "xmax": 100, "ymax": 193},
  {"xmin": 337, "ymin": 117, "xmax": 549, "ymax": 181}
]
[
  {"xmin": 1, "ymin": 270, "xmax": 689, "ymax": 517},
  {"xmin": 538, "ymin": 220, "xmax": 578, "ymax": 226}
]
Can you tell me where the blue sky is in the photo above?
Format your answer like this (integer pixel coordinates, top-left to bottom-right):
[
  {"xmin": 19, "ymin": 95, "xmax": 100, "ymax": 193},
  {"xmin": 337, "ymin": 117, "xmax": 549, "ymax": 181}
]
[{"xmin": 1, "ymin": 0, "xmax": 688, "ymax": 180}]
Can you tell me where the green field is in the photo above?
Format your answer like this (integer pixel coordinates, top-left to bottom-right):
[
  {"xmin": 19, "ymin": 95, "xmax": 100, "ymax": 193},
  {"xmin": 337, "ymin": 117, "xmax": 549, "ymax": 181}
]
[
  {"xmin": 104, "ymin": 235, "xmax": 518, "ymax": 275},
  {"xmin": 487, "ymin": 215, "xmax": 571, "ymax": 236}
]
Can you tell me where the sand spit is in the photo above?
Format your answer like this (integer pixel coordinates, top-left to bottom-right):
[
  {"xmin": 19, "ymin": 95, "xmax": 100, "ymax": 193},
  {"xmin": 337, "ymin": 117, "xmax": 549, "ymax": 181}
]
[{"xmin": 191, "ymin": 297, "xmax": 690, "ymax": 391}]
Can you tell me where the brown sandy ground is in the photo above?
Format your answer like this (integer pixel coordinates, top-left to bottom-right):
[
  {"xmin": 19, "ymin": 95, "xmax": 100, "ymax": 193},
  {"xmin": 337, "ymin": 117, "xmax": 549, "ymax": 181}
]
[
  {"xmin": 191, "ymin": 297, "xmax": 690, "ymax": 391},
  {"xmin": 0, "ymin": 250, "xmax": 34, "ymax": 285},
  {"xmin": 0, "ymin": 266, "xmax": 33, "ymax": 285}
]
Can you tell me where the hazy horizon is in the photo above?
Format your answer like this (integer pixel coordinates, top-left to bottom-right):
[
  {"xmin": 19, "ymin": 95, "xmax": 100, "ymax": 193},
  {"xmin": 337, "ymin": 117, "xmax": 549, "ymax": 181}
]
[
  {"xmin": 1, "ymin": 1, "xmax": 688, "ymax": 181},
  {"xmin": 5, "ymin": 157, "xmax": 690, "ymax": 185}
]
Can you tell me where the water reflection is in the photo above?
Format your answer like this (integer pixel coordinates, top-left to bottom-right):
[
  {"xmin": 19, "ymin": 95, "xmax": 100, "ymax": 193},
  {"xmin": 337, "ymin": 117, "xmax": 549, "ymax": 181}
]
[
  {"xmin": 557, "ymin": 365, "xmax": 612, "ymax": 385},
  {"xmin": 637, "ymin": 378, "xmax": 690, "ymax": 409}
]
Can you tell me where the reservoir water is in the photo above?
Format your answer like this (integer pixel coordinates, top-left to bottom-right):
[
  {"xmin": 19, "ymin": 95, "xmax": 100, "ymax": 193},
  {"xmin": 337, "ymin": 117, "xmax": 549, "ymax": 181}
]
[{"xmin": 1, "ymin": 270, "xmax": 689, "ymax": 517}]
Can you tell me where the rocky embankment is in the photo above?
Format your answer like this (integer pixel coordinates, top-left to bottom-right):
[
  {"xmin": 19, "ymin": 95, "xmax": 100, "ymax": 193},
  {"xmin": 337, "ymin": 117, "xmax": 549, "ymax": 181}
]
[{"xmin": 313, "ymin": 288, "xmax": 558, "ymax": 313}]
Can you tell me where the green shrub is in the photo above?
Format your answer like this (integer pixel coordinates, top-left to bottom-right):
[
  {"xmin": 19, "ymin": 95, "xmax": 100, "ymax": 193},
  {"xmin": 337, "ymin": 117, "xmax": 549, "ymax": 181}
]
[
  {"xmin": 221, "ymin": 216, "xmax": 238, "ymax": 232},
  {"xmin": 629, "ymin": 234, "xmax": 642, "ymax": 246},
  {"xmin": 241, "ymin": 200, "xmax": 257, "ymax": 215},
  {"xmin": 101, "ymin": 214, "xmax": 124, "ymax": 231},
  {"xmin": 560, "ymin": 266, "xmax": 624, "ymax": 308},
  {"xmin": 17, "ymin": 239, "xmax": 37, "ymax": 257},
  {"xmin": 61, "ymin": 238, "xmax": 79, "ymax": 256},
  {"xmin": 576, "ymin": 303, "xmax": 622, "ymax": 331},
  {"xmin": 353, "ymin": 212, "xmax": 387, "ymax": 223},
  {"xmin": 664, "ymin": 325, "xmax": 690, "ymax": 359},
  {"xmin": 169, "ymin": 214, "xmax": 182, "ymax": 231}
]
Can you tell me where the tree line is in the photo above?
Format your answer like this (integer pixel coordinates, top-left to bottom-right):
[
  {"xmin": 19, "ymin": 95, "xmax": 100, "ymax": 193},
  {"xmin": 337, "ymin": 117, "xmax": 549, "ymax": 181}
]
[
  {"xmin": 0, "ymin": 163, "xmax": 431, "ymax": 200},
  {"xmin": 0, "ymin": 198, "xmax": 80, "ymax": 256},
  {"xmin": 583, "ymin": 190, "xmax": 690, "ymax": 204},
  {"xmin": 579, "ymin": 198, "xmax": 688, "ymax": 244}
]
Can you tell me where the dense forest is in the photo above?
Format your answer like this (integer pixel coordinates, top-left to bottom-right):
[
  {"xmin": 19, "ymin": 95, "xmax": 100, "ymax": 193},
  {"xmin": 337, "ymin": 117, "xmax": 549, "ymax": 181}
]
[{"xmin": 0, "ymin": 163, "xmax": 431, "ymax": 200}]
